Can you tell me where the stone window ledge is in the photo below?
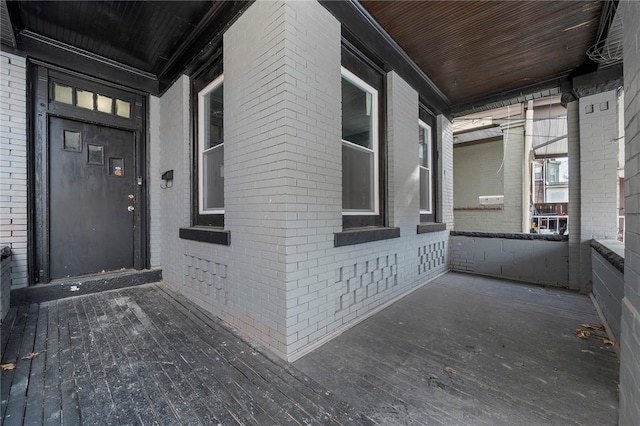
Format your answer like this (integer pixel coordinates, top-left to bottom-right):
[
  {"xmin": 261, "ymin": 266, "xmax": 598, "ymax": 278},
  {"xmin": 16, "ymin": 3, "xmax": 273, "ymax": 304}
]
[
  {"xmin": 179, "ymin": 227, "xmax": 230, "ymax": 246},
  {"xmin": 417, "ymin": 223, "xmax": 447, "ymax": 234},
  {"xmin": 334, "ymin": 227, "xmax": 400, "ymax": 247}
]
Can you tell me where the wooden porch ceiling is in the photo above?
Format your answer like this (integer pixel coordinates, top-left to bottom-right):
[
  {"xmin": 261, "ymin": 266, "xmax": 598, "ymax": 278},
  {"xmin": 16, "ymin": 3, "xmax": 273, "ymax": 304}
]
[
  {"xmin": 361, "ymin": 0, "xmax": 605, "ymax": 113},
  {"xmin": 1, "ymin": 0, "xmax": 614, "ymax": 112}
]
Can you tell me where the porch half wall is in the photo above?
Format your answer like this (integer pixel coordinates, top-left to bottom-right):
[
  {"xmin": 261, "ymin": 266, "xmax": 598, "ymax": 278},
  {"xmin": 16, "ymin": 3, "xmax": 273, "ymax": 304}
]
[{"xmin": 149, "ymin": 0, "xmax": 453, "ymax": 361}]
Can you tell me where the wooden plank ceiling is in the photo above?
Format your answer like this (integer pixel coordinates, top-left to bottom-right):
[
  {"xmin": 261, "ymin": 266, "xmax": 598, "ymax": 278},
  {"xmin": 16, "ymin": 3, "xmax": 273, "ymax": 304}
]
[
  {"xmin": 3, "ymin": 0, "xmax": 605, "ymax": 109},
  {"xmin": 361, "ymin": 1, "xmax": 603, "ymax": 108}
]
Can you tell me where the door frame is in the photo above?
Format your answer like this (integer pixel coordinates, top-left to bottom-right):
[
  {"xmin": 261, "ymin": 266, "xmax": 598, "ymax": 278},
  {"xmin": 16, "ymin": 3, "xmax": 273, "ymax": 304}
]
[{"xmin": 30, "ymin": 62, "xmax": 149, "ymax": 284}]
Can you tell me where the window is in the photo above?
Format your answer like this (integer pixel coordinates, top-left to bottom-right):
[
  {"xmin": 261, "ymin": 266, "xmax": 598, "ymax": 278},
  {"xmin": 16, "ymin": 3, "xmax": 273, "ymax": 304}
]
[
  {"xmin": 340, "ymin": 46, "xmax": 385, "ymax": 230},
  {"xmin": 419, "ymin": 120, "xmax": 433, "ymax": 216},
  {"xmin": 342, "ymin": 67, "xmax": 378, "ymax": 215},
  {"xmin": 195, "ymin": 74, "xmax": 224, "ymax": 227},
  {"xmin": 419, "ymin": 108, "xmax": 437, "ymax": 223}
]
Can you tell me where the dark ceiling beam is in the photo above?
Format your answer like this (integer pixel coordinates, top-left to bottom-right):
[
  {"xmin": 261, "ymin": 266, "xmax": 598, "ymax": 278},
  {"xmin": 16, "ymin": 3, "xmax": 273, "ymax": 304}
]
[
  {"xmin": 561, "ymin": 62, "xmax": 623, "ymax": 105},
  {"xmin": 16, "ymin": 31, "xmax": 159, "ymax": 94},
  {"xmin": 452, "ymin": 124, "xmax": 499, "ymax": 137},
  {"xmin": 451, "ymin": 77, "xmax": 565, "ymax": 118},
  {"xmin": 320, "ymin": 0, "xmax": 450, "ymax": 117}
]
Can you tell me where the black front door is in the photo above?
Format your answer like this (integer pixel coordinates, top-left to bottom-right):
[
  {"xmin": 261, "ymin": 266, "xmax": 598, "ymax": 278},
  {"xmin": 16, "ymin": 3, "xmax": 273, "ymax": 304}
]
[{"xmin": 49, "ymin": 117, "xmax": 136, "ymax": 279}]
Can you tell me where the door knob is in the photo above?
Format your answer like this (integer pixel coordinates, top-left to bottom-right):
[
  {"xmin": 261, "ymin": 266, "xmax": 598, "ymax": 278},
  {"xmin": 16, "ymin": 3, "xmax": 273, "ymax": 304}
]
[
  {"xmin": 128, "ymin": 194, "xmax": 135, "ymax": 200},
  {"xmin": 127, "ymin": 206, "xmax": 135, "ymax": 212}
]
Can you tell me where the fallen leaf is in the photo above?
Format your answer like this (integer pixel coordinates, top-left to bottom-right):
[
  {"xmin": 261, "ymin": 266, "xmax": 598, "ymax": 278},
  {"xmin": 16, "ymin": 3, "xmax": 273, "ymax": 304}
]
[
  {"xmin": 580, "ymin": 323, "xmax": 605, "ymax": 331},
  {"xmin": 602, "ymin": 338, "xmax": 616, "ymax": 346},
  {"xmin": 1, "ymin": 363, "xmax": 15, "ymax": 371},
  {"xmin": 576, "ymin": 328, "xmax": 591, "ymax": 338},
  {"xmin": 21, "ymin": 352, "xmax": 39, "ymax": 360}
]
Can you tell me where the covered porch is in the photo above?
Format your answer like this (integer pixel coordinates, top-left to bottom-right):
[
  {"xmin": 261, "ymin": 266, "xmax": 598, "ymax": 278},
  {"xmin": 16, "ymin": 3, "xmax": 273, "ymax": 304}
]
[{"xmin": 2, "ymin": 272, "xmax": 618, "ymax": 425}]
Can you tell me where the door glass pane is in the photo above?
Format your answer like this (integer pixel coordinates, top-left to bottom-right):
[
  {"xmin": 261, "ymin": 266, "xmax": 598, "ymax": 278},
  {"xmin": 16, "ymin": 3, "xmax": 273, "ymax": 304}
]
[
  {"xmin": 203, "ymin": 145, "xmax": 224, "ymax": 210},
  {"xmin": 342, "ymin": 144, "xmax": 373, "ymax": 211},
  {"xmin": 342, "ymin": 77, "xmax": 372, "ymax": 149},
  {"xmin": 109, "ymin": 157, "xmax": 124, "ymax": 176},
  {"xmin": 203, "ymin": 83, "xmax": 223, "ymax": 149},
  {"xmin": 76, "ymin": 90, "xmax": 94, "ymax": 110},
  {"xmin": 63, "ymin": 130, "xmax": 82, "ymax": 152},
  {"xmin": 87, "ymin": 144, "xmax": 104, "ymax": 165},
  {"xmin": 96, "ymin": 94, "xmax": 113, "ymax": 114},
  {"xmin": 54, "ymin": 83, "xmax": 73, "ymax": 104},
  {"xmin": 115, "ymin": 99, "xmax": 131, "ymax": 118}
]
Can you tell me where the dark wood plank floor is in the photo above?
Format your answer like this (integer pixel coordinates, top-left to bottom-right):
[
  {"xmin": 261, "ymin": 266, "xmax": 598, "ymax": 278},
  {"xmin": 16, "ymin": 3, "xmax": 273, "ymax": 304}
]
[
  {"xmin": 294, "ymin": 272, "xmax": 620, "ymax": 426},
  {"xmin": 1, "ymin": 284, "xmax": 370, "ymax": 425}
]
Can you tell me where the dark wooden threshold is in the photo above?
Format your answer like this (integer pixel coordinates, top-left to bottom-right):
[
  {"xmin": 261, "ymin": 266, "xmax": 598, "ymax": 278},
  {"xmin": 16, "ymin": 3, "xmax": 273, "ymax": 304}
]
[{"xmin": 10, "ymin": 269, "xmax": 162, "ymax": 306}]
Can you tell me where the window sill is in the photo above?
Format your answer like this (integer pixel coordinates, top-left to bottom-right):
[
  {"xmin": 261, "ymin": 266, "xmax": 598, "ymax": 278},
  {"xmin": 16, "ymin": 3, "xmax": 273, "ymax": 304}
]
[
  {"xmin": 179, "ymin": 227, "xmax": 230, "ymax": 246},
  {"xmin": 334, "ymin": 226, "xmax": 400, "ymax": 247},
  {"xmin": 417, "ymin": 222, "xmax": 447, "ymax": 234}
]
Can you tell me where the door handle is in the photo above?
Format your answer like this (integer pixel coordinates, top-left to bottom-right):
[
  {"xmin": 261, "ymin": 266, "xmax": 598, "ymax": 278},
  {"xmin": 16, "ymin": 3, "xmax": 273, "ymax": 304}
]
[{"xmin": 127, "ymin": 206, "xmax": 135, "ymax": 212}]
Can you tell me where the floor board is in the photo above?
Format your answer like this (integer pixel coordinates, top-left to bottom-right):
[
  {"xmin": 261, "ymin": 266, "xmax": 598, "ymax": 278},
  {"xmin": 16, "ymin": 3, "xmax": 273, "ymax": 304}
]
[{"xmin": 1, "ymin": 272, "xmax": 619, "ymax": 425}]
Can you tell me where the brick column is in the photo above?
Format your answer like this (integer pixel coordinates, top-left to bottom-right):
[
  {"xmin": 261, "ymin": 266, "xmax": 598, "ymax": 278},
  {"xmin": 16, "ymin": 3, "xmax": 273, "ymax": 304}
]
[
  {"xmin": 0, "ymin": 52, "xmax": 28, "ymax": 289},
  {"xmin": 620, "ymin": 1, "xmax": 640, "ymax": 423},
  {"xmin": 578, "ymin": 90, "xmax": 619, "ymax": 293}
]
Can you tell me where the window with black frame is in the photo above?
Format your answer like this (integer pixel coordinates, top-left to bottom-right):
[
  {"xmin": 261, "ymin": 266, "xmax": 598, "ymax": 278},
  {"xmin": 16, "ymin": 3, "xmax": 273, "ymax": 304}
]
[
  {"xmin": 193, "ymin": 61, "xmax": 224, "ymax": 228},
  {"xmin": 341, "ymin": 47, "xmax": 385, "ymax": 229}
]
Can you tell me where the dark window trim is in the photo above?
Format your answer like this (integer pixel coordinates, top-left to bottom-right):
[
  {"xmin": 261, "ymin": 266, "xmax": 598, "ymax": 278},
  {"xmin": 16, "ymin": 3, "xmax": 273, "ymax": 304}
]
[
  {"xmin": 342, "ymin": 42, "xmax": 387, "ymax": 230},
  {"xmin": 417, "ymin": 223, "xmax": 446, "ymax": 234},
  {"xmin": 30, "ymin": 63, "xmax": 149, "ymax": 284},
  {"xmin": 180, "ymin": 227, "xmax": 230, "ymax": 246},
  {"xmin": 419, "ymin": 105, "xmax": 438, "ymax": 224},
  {"xmin": 335, "ymin": 227, "xmax": 400, "ymax": 247},
  {"xmin": 191, "ymin": 52, "xmax": 224, "ymax": 229}
]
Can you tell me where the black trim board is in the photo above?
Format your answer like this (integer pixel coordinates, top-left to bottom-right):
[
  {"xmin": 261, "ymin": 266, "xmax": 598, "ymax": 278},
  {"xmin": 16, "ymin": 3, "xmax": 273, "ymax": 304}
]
[
  {"xmin": 180, "ymin": 227, "xmax": 231, "ymax": 246},
  {"xmin": 335, "ymin": 227, "xmax": 400, "ymax": 247},
  {"xmin": 417, "ymin": 223, "xmax": 446, "ymax": 234}
]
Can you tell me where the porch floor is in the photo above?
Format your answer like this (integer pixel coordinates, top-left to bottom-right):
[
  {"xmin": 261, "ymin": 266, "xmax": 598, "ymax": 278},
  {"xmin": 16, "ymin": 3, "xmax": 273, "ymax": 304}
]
[
  {"xmin": 1, "ymin": 272, "xmax": 619, "ymax": 425},
  {"xmin": 294, "ymin": 272, "xmax": 620, "ymax": 425}
]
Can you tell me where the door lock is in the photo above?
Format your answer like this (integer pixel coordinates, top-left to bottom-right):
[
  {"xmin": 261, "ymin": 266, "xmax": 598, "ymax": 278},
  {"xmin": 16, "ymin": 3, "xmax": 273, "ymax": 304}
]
[
  {"xmin": 127, "ymin": 205, "xmax": 135, "ymax": 212},
  {"xmin": 128, "ymin": 194, "xmax": 135, "ymax": 200}
]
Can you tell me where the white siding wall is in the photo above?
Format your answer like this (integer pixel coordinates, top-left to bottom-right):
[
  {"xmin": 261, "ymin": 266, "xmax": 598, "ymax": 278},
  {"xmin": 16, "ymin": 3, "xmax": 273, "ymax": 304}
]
[
  {"xmin": 0, "ymin": 52, "xmax": 28, "ymax": 289},
  {"xmin": 454, "ymin": 122, "xmax": 524, "ymax": 233}
]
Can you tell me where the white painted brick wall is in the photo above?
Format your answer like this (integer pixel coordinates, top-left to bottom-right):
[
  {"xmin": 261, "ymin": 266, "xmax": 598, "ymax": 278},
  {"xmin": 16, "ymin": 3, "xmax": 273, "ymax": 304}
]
[
  {"xmin": 439, "ymin": 115, "xmax": 454, "ymax": 228},
  {"xmin": 620, "ymin": 1, "xmax": 640, "ymax": 424},
  {"xmin": 148, "ymin": 95, "xmax": 162, "ymax": 269},
  {"xmin": 0, "ymin": 52, "xmax": 28, "ymax": 289},
  {"xmin": 387, "ymin": 71, "xmax": 419, "ymax": 233},
  {"xmin": 578, "ymin": 90, "xmax": 619, "ymax": 293},
  {"xmin": 153, "ymin": 0, "xmax": 452, "ymax": 361}
]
